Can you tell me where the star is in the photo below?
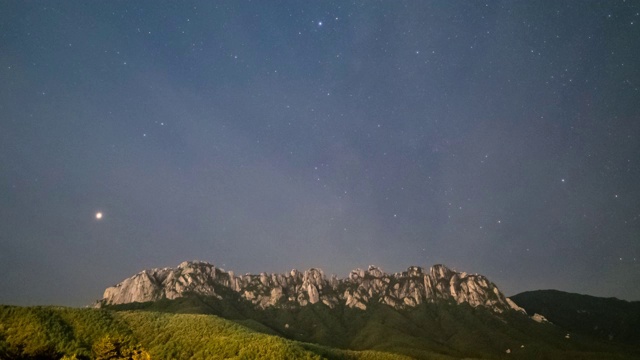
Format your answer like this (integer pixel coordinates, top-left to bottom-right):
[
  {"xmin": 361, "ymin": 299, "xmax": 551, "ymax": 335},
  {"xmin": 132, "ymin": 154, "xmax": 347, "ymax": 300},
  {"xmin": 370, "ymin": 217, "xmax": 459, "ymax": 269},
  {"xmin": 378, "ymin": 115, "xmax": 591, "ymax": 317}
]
[{"xmin": 5, "ymin": 0, "xmax": 640, "ymax": 307}]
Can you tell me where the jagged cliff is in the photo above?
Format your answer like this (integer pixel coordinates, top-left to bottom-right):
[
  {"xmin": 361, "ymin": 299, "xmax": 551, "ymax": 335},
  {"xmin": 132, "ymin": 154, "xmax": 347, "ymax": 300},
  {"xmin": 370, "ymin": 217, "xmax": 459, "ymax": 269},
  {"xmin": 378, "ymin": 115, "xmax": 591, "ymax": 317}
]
[{"xmin": 98, "ymin": 261, "xmax": 523, "ymax": 313}]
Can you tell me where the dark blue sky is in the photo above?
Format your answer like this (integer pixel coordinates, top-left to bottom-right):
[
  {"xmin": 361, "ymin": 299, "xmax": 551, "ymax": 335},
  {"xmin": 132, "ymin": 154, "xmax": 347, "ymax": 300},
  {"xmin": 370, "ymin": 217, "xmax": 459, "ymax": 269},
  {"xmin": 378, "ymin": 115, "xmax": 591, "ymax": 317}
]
[{"xmin": 1, "ymin": 1, "xmax": 639, "ymax": 306}]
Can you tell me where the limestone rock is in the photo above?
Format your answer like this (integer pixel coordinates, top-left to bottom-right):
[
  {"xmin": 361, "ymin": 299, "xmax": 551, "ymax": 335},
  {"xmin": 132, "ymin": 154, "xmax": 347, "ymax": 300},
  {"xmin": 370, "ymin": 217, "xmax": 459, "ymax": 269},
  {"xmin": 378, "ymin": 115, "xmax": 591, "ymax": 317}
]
[
  {"xmin": 532, "ymin": 313, "xmax": 550, "ymax": 323},
  {"xmin": 506, "ymin": 298, "xmax": 527, "ymax": 313},
  {"xmin": 98, "ymin": 261, "xmax": 518, "ymax": 314}
]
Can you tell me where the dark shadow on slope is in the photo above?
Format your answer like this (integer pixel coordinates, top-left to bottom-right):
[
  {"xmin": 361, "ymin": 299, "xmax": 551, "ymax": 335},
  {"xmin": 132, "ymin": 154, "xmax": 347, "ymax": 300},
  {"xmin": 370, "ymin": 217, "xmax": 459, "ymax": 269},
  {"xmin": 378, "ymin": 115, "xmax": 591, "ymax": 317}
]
[{"xmin": 511, "ymin": 290, "xmax": 640, "ymax": 345}]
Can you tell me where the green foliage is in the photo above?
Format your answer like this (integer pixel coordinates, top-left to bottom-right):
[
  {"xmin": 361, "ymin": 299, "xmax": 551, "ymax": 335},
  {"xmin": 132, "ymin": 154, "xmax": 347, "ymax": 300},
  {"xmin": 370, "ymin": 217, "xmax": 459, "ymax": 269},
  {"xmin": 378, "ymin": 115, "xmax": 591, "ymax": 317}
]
[
  {"xmin": 92, "ymin": 335, "xmax": 150, "ymax": 360},
  {"xmin": 2, "ymin": 298, "xmax": 640, "ymax": 360},
  {"xmin": 121, "ymin": 294, "xmax": 640, "ymax": 359},
  {"xmin": 106, "ymin": 292, "xmax": 640, "ymax": 359},
  {"xmin": 0, "ymin": 305, "xmax": 334, "ymax": 359}
]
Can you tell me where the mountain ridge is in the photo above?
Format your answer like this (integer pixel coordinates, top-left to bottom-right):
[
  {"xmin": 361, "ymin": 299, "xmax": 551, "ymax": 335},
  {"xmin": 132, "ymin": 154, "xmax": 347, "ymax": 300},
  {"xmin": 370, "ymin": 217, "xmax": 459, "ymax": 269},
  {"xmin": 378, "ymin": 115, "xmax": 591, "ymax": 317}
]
[
  {"xmin": 98, "ymin": 260, "xmax": 524, "ymax": 314},
  {"xmin": 511, "ymin": 289, "xmax": 640, "ymax": 344},
  {"xmin": 3, "ymin": 263, "xmax": 639, "ymax": 359}
]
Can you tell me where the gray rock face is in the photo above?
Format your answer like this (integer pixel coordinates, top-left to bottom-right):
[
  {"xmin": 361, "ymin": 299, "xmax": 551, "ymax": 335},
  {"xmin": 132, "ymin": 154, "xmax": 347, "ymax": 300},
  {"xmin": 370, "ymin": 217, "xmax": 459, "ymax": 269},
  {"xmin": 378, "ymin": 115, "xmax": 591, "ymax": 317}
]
[{"xmin": 98, "ymin": 261, "xmax": 521, "ymax": 313}]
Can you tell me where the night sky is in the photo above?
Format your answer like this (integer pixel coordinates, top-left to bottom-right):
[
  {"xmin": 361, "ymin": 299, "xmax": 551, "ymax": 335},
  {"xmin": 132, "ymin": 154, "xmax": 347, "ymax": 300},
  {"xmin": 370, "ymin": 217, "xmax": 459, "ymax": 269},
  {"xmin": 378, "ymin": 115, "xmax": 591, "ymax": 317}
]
[{"xmin": 1, "ymin": 1, "xmax": 639, "ymax": 307}]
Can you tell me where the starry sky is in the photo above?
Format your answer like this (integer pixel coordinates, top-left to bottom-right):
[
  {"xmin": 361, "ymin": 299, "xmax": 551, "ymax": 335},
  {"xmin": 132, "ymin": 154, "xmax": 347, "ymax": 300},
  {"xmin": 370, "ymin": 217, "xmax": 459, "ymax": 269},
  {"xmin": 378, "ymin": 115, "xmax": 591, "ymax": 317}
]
[{"xmin": 1, "ymin": 1, "xmax": 639, "ymax": 307}]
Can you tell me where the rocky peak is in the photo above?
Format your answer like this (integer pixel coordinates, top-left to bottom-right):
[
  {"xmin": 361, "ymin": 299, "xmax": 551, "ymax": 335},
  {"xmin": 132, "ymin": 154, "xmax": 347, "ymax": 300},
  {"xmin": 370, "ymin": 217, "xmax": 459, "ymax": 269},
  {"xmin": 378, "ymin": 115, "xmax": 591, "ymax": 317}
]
[
  {"xmin": 366, "ymin": 265, "xmax": 384, "ymax": 278},
  {"xmin": 98, "ymin": 261, "xmax": 523, "ymax": 314},
  {"xmin": 430, "ymin": 264, "xmax": 453, "ymax": 280}
]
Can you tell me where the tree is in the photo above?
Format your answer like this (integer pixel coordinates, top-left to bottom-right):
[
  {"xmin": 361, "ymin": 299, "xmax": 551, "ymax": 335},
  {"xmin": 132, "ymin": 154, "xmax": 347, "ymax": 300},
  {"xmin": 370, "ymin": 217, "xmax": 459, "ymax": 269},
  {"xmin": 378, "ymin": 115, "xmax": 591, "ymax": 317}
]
[{"xmin": 93, "ymin": 336, "xmax": 150, "ymax": 360}]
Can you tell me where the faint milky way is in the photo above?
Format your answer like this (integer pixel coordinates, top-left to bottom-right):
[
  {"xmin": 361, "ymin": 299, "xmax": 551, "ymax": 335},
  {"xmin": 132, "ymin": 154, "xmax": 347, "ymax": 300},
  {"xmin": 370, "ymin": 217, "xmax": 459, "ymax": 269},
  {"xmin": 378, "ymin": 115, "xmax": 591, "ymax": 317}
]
[{"xmin": 0, "ymin": 1, "xmax": 639, "ymax": 306}]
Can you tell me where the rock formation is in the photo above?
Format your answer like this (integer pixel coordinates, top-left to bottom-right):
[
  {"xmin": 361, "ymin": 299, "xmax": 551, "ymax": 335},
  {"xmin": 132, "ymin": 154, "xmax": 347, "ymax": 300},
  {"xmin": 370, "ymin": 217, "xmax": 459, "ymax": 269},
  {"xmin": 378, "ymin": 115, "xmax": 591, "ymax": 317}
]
[{"xmin": 98, "ymin": 261, "xmax": 523, "ymax": 313}]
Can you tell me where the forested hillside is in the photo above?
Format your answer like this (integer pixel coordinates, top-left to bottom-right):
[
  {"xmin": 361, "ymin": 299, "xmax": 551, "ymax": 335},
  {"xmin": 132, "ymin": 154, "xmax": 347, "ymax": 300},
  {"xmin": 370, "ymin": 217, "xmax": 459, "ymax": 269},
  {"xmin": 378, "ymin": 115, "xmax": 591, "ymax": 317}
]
[
  {"xmin": 0, "ymin": 305, "xmax": 414, "ymax": 360},
  {"xmin": 2, "ymin": 301, "xmax": 639, "ymax": 359}
]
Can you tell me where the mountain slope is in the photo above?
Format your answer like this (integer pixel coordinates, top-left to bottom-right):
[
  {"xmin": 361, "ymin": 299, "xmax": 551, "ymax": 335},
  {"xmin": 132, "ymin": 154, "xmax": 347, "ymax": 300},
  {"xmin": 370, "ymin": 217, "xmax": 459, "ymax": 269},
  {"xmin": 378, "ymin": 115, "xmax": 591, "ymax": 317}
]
[
  {"xmin": 511, "ymin": 290, "xmax": 640, "ymax": 344},
  {"xmin": 90, "ymin": 261, "xmax": 640, "ymax": 359},
  {"xmin": 4, "ymin": 302, "xmax": 638, "ymax": 360},
  {"xmin": 105, "ymin": 291, "xmax": 640, "ymax": 359},
  {"xmin": 0, "ymin": 305, "xmax": 414, "ymax": 360}
]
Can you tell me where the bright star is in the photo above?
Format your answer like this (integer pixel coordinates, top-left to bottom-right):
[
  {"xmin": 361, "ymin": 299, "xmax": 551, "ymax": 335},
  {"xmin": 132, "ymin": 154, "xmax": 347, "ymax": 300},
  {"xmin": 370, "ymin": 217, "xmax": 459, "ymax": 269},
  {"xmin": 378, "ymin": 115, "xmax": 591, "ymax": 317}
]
[{"xmin": 96, "ymin": 212, "xmax": 103, "ymax": 220}]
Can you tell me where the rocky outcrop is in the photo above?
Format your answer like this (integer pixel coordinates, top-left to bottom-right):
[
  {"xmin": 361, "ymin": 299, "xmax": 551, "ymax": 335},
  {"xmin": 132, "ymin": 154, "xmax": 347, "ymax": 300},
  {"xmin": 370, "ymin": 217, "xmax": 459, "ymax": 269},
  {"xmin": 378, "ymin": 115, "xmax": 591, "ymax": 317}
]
[
  {"xmin": 532, "ymin": 313, "xmax": 550, "ymax": 323},
  {"xmin": 98, "ymin": 261, "xmax": 522, "ymax": 313}
]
